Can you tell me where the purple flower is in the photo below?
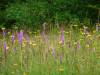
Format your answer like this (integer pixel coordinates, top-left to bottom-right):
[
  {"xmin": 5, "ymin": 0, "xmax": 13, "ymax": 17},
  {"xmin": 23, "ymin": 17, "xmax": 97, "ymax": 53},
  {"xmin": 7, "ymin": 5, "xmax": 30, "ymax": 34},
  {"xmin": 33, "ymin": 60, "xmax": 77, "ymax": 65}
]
[
  {"xmin": 52, "ymin": 48, "xmax": 56, "ymax": 60},
  {"xmin": 96, "ymin": 24, "xmax": 99, "ymax": 32},
  {"xmin": 26, "ymin": 34, "xmax": 30, "ymax": 44},
  {"xmin": 13, "ymin": 47, "xmax": 16, "ymax": 54},
  {"xmin": 60, "ymin": 53, "xmax": 63, "ymax": 64},
  {"xmin": 4, "ymin": 42, "xmax": 7, "ymax": 58},
  {"xmin": 51, "ymin": 48, "xmax": 57, "ymax": 64},
  {"xmin": 77, "ymin": 41, "xmax": 81, "ymax": 49},
  {"xmin": 11, "ymin": 34, "xmax": 15, "ymax": 44},
  {"xmin": 17, "ymin": 30, "xmax": 23, "ymax": 44},
  {"xmin": 60, "ymin": 31, "xmax": 64, "ymax": 46},
  {"xmin": 4, "ymin": 43, "xmax": 7, "ymax": 50},
  {"xmin": 3, "ymin": 31, "xmax": 6, "ymax": 36},
  {"xmin": 83, "ymin": 26, "xmax": 88, "ymax": 35},
  {"xmin": 40, "ymin": 31, "xmax": 46, "ymax": 42}
]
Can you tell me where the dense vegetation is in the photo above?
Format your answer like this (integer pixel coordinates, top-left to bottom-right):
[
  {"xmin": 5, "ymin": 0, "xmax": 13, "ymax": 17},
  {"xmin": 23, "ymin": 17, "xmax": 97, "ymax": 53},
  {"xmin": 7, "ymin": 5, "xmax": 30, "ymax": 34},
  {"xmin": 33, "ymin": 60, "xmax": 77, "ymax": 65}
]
[
  {"xmin": 0, "ymin": 0, "xmax": 100, "ymax": 29},
  {"xmin": 0, "ymin": 1, "xmax": 100, "ymax": 75}
]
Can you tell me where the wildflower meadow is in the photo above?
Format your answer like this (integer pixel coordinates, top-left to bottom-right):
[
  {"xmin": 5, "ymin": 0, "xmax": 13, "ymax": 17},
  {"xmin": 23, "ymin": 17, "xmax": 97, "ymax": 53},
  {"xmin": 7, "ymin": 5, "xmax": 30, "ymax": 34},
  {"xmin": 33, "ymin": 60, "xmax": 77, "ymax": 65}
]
[
  {"xmin": 0, "ymin": 25, "xmax": 100, "ymax": 75},
  {"xmin": 0, "ymin": 0, "xmax": 100, "ymax": 75}
]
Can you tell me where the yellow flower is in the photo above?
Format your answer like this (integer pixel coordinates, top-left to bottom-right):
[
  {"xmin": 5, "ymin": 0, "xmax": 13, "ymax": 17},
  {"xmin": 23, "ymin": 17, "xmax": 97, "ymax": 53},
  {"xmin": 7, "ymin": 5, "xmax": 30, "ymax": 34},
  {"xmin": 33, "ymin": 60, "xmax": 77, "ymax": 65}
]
[
  {"xmin": 6, "ymin": 46, "xmax": 9, "ymax": 50},
  {"xmin": 99, "ymin": 23, "xmax": 100, "ymax": 26},
  {"xmin": 86, "ymin": 44, "xmax": 89, "ymax": 48},
  {"xmin": 2, "ymin": 27, "xmax": 5, "ymax": 30},
  {"xmin": 11, "ymin": 72, "xmax": 15, "ymax": 74},
  {"xmin": 33, "ymin": 32, "xmax": 37, "ymax": 34},
  {"xmin": 58, "ymin": 41, "xmax": 62, "ymax": 45},
  {"xmin": 57, "ymin": 67, "xmax": 64, "ymax": 72},
  {"xmin": 13, "ymin": 63, "xmax": 18, "ymax": 66},
  {"xmin": 8, "ymin": 31, "xmax": 11, "ymax": 35},
  {"xmin": 79, "ymin": 28, "xmax": 83, "ymax": 31},
  {"xmin": 23, "ymin": 72, "xmax": 28, "ymax": 75},
  {"xmin": 65, "ymin": 31, "xmax": 69, "ymax": 34},
  {"xmin": 74, "ymin": 42, "xmax": 77, "ymax": 45},
  {"xmin": 59, "ymin": 68, "xmax": 64, "ymax": 72},
  {"xmin": 73, "ymin": 24, "xmax": 78, "ymax": 27},
  {"xmin": 80, "ymin": 38, "xmax": 83, "ymax": 41},
  {"xmin": 93, "ymin": 30, "xmax": 96, "ymax": 33},
  {"xmin": 14, "ymin": 26, "xmax": 18, "ymax": 29},
  {"xmin": 29, "ymin": 31, "xmax": 32, "ymax": 34},
  {"xmin": 81, "ymin": 32, "xmax": 85, "ymax": 35},
  {"xmin": 87, "ymin": 34, "xmax": 92, "ymax": 37},
  {"xmin": 22, "ymin": 43, "xmax": 26, "ymax": 47},
  {"xmin": 29, "ymin": 41, "xmax": 32, "ymax": 45},
  {"xmin": 32, "ymin": 43, "xmax": 37, "ymax": 46}
]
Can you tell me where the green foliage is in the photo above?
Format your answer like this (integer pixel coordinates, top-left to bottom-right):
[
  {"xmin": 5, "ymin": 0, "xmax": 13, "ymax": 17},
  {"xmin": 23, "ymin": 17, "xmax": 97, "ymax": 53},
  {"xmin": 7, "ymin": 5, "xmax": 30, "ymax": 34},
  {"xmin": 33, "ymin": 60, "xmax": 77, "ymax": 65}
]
[{"xmin": 0, "ymin": 0, "xmax": 100, "ymax": 29}]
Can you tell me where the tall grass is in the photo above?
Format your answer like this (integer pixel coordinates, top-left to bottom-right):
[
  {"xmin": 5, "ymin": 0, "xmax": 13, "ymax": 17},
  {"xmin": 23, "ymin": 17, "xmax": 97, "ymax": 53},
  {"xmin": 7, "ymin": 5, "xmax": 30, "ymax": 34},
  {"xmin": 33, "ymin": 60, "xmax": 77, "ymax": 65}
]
[{"xmin": 0, "ymin": 25, "xmax": 100, "ymax": 75}]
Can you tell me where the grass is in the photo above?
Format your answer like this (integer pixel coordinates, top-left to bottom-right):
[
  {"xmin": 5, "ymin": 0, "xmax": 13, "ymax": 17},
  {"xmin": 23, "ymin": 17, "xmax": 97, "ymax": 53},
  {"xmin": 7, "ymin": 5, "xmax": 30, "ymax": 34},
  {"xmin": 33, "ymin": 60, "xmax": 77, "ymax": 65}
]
[{"xmin": 0, "ymin": 25, "xmax": 100, "ymax": 75}]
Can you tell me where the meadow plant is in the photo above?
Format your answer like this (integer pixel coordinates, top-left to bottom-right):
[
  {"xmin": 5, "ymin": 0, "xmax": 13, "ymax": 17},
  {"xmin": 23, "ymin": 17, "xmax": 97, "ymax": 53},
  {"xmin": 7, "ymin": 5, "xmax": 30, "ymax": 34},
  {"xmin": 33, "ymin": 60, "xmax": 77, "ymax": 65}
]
[{"xmin": 0, "ymin": 26, "xmax": 100, "ymax": 75}]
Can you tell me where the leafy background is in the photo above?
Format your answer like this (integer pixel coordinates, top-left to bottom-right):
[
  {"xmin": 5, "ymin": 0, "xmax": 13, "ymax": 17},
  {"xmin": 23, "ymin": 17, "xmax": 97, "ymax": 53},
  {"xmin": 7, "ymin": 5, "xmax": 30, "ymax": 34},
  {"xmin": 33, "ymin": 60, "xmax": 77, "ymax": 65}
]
[{"xmin": 0, "ymin": 0, "xmax": 100, "ymax": 30}]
